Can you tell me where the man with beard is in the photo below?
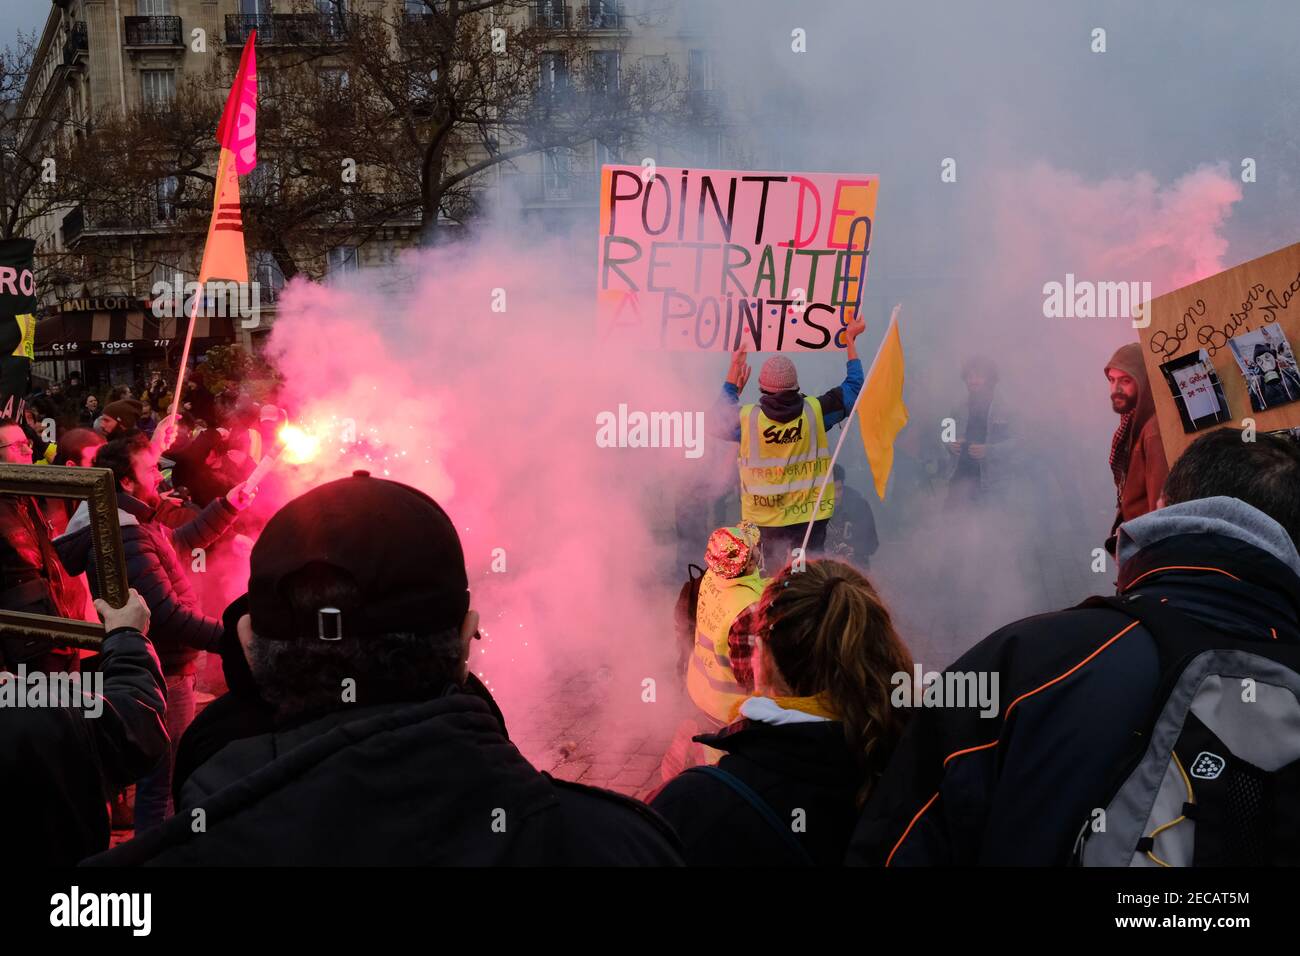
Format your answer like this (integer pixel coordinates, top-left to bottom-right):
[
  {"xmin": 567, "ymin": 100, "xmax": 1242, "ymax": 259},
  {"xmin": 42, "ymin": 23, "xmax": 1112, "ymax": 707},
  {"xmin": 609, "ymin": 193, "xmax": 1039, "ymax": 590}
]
[
  {"xmin": 55, "ymin": 432, "xmax": 256, "ymax": 832},
  {"xmin": 1104, "ymin": 343, "xmax": 1168, "ymax": 551}
]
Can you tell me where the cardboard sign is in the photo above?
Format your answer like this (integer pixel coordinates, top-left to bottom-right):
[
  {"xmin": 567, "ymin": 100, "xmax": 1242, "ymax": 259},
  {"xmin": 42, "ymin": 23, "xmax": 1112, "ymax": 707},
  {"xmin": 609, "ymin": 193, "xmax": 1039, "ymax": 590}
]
[
  {"xmin": 597, "ymin": 166, "xmax": 878, "ymax": 352},
  {"xmin": 1140, "ymin": 241, "xmax": 1300, "ymax": 463}
]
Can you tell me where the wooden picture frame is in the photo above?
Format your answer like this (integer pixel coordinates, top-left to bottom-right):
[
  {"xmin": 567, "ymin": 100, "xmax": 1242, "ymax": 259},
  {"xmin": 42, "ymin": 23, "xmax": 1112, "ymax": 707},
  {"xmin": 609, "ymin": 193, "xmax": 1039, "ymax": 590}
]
[{"xmin": 0, "ymin": 464, "xmax": 127, "ymax": 649}]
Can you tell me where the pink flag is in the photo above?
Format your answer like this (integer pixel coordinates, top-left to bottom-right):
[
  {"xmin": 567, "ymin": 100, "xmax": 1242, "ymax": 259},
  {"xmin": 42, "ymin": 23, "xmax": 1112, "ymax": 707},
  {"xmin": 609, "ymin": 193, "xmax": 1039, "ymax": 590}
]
[{"xmin": 216, "ymin": 32, "xmax": 258, "ymax": 173}]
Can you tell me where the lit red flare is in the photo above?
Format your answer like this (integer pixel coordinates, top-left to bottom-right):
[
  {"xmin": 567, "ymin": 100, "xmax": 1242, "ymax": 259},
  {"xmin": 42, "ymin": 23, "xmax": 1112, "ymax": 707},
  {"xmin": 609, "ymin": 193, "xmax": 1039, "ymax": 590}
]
[{"xmin": 278, "ymin": 424, "xmax": 322, "ymax": 464}]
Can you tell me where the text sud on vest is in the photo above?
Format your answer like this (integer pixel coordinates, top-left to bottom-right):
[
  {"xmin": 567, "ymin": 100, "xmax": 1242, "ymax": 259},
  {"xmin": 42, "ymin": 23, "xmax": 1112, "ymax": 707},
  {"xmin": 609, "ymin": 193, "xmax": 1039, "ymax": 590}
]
[{"xmin": 764, "ymin": 419, "xmax": 804, "ymax": 445}]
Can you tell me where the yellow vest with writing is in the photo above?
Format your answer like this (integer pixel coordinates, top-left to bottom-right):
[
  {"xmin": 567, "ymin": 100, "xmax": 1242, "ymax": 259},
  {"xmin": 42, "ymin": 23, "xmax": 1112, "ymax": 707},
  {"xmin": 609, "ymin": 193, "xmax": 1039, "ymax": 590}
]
[
  {"xmin": 687, "ymin": 568, "xmax": 766, "ymax": 724},
  {"xmin": 738, "ymin": 397, "xmax": 835, "ymax": 527}
]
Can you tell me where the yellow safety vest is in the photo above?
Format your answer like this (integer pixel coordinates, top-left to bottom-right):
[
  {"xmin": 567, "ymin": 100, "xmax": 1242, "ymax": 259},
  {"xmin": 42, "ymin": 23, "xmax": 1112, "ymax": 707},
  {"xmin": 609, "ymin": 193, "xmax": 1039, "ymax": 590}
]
[
  {"xmin": 737, "ymin": 397, "xmax": 835, "ymax": 527},
  {"xmin": 687, "ymin": 568, "xmax": 766, "ymax": 724}
]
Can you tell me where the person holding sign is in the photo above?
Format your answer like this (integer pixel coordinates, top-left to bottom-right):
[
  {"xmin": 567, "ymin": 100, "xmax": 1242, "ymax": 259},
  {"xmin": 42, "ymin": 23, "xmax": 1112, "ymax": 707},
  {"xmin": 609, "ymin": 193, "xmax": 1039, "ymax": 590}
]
[{"xmin": 717, "ymin": 319, "xmax": 867, "ymax": 571}]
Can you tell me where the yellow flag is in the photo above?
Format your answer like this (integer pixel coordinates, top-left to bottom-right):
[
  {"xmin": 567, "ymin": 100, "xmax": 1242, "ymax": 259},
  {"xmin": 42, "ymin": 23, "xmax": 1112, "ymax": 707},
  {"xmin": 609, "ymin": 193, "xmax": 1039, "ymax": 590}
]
[{"xmin": 857, "ymin": 312, "xmax": 908, "ymax": 499}]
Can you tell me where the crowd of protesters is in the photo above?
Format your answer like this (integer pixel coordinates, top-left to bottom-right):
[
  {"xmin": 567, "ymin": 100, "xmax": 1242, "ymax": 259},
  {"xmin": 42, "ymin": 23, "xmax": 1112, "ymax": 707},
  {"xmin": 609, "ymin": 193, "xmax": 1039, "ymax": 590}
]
[{"xmin": 4, "ymin": 344, "xmax": 1300, "ymax": 867}]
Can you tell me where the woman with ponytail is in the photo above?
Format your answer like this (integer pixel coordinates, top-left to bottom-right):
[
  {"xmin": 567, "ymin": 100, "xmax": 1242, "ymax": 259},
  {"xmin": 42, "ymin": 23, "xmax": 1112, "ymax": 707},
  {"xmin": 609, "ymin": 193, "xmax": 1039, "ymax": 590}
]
[{"xmin": 651, "ymin": 559, "xmax": 914, "ymax": 865}]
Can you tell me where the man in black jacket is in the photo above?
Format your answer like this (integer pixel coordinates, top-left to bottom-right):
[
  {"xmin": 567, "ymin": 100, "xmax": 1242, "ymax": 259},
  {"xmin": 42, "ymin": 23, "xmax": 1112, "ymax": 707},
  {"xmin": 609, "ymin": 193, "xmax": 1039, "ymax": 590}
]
[
  {"xmin": 55, "ymin": 432, "xmax": 254, "ymax": 832},
  {"xmin": 1, "ymin": 589, "xmax": 167, "ymax": 865},
  {"xmin": 849, "ymin": 428, "xmax": 1300, "ymax": 865},
  {"xmin": 87, "ymin": 471, "xmax": 683, "ymax": 866}
]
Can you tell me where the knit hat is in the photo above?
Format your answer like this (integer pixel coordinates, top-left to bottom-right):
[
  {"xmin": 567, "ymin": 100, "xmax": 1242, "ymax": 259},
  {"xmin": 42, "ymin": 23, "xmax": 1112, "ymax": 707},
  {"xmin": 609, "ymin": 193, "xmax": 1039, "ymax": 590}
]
[
  {"xmin": 101, "ymin": 398, "xmax": 145, "ymax": 431},
  {"xmin": 247, "ymin": 470, "xmax": 470, "ymax": 642},
  {"xmin": 705, "ymin": 522, "xmax": 761, "ymax": 578},
  {"xmin": 759, "ymin": 356, "xmax": 799, "ymax": 393}
]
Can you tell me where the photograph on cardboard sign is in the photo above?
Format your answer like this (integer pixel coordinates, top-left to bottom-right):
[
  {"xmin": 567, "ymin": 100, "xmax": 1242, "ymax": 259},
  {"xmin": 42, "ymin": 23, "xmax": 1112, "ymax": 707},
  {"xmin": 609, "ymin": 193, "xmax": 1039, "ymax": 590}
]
[
  {"xmin": 1228, "ymin": 323, "xmax": 1300, "ymax": 412},
  {"xmin": 1159, "ymin": 349, "xmax": 1231, "ymax": 433}
]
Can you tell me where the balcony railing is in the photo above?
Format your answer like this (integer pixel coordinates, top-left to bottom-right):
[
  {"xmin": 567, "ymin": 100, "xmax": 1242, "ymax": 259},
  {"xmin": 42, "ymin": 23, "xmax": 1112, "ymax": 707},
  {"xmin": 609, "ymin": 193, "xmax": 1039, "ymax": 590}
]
[
  {"xmin": 62, "ymin": 200, "xmax": 179, "ymax": 247},
  {"xmin": 225, "ymin": 13, "xmax": 355, "ymax": 46},
  {"xmin": 530, "ymin": 3, "xmax": 625, "ymax": 30},
  {"xmin": 62, "ymin": 22, "xmax": 88, "ymax": 66},
  {"xmin": 124, "ymin": 15, "xmax": 183, "ymax": 47},
  {"xmin": 502, "ymin": 171, "xmax": 599, "ymax": 204},
  {"xmin": 686, "ymin": 88, "xmax": 724, "ymax": 112}
]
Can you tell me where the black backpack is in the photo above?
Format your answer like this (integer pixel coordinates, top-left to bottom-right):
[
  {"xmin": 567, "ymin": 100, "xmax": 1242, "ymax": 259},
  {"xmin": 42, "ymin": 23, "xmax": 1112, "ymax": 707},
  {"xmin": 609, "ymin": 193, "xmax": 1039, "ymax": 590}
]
[
  {"xmin": 1073, "ymin": 593, "xmax": 1300, "ymax": 866},
  {"xmin": 673, "ymin": 564, "xmax": 705, "ymax": 680}
]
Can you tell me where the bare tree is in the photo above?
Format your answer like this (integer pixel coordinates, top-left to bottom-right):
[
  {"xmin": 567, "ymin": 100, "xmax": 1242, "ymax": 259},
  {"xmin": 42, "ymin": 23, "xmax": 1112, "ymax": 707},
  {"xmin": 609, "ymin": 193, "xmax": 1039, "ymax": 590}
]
[{"xmin": 340, "ymin": 0, "xmax": 692, "ymax": 245}]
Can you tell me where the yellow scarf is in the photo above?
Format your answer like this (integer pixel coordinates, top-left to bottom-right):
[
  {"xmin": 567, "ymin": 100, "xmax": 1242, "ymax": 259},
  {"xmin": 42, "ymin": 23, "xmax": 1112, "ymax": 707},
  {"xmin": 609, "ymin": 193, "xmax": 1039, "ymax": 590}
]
[
  {"xmin": 766, "ymin": 693, "xmax": 839, "ymax": 721},
  {"xmin": 728, "ymin": 691, "xmax": 837, "ymax": 723}
]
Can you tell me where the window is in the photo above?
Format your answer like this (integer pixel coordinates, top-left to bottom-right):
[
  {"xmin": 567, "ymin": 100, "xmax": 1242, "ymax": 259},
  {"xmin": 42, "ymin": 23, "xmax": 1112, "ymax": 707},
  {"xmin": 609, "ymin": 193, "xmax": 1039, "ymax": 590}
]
[
  {"xmin": 140, "ymin": 70, "xmax": 176, "ymax": 109},
  {"xmin": 248, "ymin": 158, "xmax": 281, "ymax": 195},
  {"xmin": 695, "ymin": 131, "xmax": 722, "ymax": 165},
  {"xmin": 327, "ymin": 245, "xmax": 359, "ymax": 275},
  {"xmin": 590, "ymin": 50, "xmax": 619, "ymax": 94},
  {"xmin": 137, "ymin": 0, "xmax": 173, "ymax": 14},
  {"xmin": 240, "ymin": 0, "xmax": 272, "ymax": 14},
  {"xmin": 594, "ymin": 139, "xmax": 619, "ymax": 168},
  {"xmin": 253, "ymin": 251, "xmax": 285, "ymax": 300},
  {"xmin": 540, "ymin": 53, "xmax": 569, "ymax": 97},
  {"xmin": 536, "ymin": 0, "xmax": 566, "ymax": 29},
  {"xmin": 542, "ymin": 148, "xmax": 577, "ymax": 200},
  {"xmin": 318, "ymin": 67, "xmax": 350, "ymax": 92},
  {"xmin": 588, "ymin": 0, "xmax": 620, "ymax": 28},
  {"xmin": 155, "ymin": 176, "xmax": 178, "ymax": 221},
  {"xmin": 315, "ymin": 0, "xmax": 347, "ymax": 13},
  {"xmin": 151, "ymin": 255, "xmax": 182, "ymax": 293},
  {"xmin": 687, "ymin": 49, "xmax": 713, "ymax": 90}
]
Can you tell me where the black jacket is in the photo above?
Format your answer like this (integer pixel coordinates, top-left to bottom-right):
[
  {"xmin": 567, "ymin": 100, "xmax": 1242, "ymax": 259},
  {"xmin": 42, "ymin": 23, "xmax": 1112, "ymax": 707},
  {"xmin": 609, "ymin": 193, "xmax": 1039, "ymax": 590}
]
[
  {"xmin": 849, "ymin": 513, "xmax": 1300, "ymax": 866},
  {"xmin": 86, "ymin": 689, "xmax": 684, "ymax": 866},
  {"xmin": 56, "ymin": 492, "xmax": 235, "ymax": 675},
  {"xmin": 651, "ymin": 717, "xmax": 864, "ymax": 866},
  {"xmin": 1, "ymin": 628, "xmax": 167, "ymax": 865}
]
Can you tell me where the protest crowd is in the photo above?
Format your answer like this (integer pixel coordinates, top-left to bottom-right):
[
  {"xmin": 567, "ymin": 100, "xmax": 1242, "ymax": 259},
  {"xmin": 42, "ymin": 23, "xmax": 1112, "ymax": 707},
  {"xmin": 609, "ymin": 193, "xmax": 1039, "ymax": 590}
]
[{"xmin": 2, "ymin": 326, "xmax": 1299, "ymax": 870}]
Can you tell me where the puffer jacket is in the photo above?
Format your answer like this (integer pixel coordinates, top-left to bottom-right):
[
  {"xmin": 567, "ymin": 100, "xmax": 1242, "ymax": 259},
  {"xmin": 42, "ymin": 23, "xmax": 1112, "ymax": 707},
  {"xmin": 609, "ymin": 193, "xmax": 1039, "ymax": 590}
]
[{"xmin": 55, "ymin": 491, "xmax": 236, "ymax": 675}]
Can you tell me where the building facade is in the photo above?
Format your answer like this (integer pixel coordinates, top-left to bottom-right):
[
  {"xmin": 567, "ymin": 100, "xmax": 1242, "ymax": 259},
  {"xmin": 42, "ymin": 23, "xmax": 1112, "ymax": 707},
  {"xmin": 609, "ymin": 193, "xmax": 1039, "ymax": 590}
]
[{"xmin": 17, "ymin": 0, "xmax": 733, "ymax": 391}]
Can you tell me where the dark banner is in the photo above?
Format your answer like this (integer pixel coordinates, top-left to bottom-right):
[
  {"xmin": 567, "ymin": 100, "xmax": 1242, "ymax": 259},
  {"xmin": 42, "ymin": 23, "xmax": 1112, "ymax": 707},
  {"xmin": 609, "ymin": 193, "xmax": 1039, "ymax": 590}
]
[{"xmin": 0, "ymin": 238, "xmax": 36, "ymax": 419}]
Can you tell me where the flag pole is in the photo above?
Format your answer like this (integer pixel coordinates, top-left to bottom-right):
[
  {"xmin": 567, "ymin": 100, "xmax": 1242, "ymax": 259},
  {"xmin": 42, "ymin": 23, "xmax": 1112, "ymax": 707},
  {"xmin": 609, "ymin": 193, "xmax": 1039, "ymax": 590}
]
[
  {"xmin": 168, "ymin": 32, "xmax": 255, "ymax": 428},
  {"xmin": 799, "ymin": 304, "xmax": 901, "ymax": 555},
  {"xmin": 166, "ymin": 283, "xmax": 203, "ymax": 424}
]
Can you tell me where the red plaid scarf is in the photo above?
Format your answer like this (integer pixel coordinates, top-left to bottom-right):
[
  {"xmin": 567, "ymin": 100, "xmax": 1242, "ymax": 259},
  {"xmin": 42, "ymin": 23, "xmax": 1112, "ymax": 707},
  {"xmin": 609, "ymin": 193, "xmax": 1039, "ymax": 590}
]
[{"xmin": 1109, "ymin": 410, "xmax": 1135, "ymax": 503}]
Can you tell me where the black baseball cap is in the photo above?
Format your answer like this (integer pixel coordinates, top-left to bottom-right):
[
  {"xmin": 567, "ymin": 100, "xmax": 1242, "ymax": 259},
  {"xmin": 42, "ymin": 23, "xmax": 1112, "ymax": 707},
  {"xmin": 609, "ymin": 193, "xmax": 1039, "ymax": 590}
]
[{"xmin": 247, "ymin": 470, "xmax": 470, "ymax": 641}]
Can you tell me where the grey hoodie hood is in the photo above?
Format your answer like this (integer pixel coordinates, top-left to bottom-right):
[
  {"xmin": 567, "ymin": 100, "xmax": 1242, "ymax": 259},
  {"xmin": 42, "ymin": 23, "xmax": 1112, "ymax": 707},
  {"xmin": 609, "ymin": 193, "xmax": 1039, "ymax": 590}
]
[{"xmin": 1116, "ymin": 495, "xmax": 1300, "ymax": 580}]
